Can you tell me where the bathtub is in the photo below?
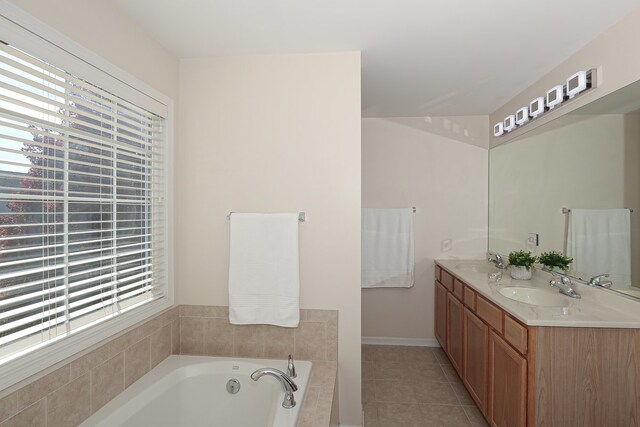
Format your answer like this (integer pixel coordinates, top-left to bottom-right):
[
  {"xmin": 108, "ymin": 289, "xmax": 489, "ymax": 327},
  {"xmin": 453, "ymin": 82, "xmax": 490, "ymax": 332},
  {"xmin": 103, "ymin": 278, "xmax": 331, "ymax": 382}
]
[{"xmin": 80, "ymin": 355, "xmax": 312, "ymax": 427}]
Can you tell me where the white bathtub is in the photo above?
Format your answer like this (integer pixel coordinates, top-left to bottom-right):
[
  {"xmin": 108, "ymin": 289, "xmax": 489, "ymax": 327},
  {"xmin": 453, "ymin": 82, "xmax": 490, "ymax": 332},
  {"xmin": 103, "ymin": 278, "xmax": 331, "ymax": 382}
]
[{"xmin": 80, "ymin": 355, "xmax": 312, "ymax": 427}]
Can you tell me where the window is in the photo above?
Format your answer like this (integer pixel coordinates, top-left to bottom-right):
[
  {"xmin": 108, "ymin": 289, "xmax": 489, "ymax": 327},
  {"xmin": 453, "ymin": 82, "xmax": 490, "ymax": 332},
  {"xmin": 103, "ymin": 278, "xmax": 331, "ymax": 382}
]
[{"xmin": 0, "ymin": 7, "xmax": 170, "ymax": 388}]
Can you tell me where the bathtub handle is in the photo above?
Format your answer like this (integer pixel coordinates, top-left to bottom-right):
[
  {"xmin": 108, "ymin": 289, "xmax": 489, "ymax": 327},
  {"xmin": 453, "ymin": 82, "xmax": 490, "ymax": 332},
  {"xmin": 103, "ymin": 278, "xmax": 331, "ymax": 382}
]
[
  {"xmin": 250, "ymin": 367, "xmax": 298, "ymax": 409},
  {"xmin": 287, "ymin": 354, "xmax": 297, "ymax": 378}
]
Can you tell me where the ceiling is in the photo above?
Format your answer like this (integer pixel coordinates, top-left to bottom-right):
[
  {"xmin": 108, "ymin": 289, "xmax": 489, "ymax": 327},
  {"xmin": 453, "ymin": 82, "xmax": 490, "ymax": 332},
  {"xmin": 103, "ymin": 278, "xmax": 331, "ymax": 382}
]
[{"xmin": 112, "ymin": 0, "xmax": 640, "ymax": 117}]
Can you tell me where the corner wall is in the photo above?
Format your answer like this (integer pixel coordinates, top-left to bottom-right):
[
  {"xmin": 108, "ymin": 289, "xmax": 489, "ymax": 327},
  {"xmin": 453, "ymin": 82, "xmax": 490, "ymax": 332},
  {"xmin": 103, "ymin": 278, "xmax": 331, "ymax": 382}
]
[
  {"xmin": 176, "ymin": 52, "xmax": 362, "ymax": 425},
  {"xmin": 361, "ymin": 117, "xmax": 488, "ymax": 343}
]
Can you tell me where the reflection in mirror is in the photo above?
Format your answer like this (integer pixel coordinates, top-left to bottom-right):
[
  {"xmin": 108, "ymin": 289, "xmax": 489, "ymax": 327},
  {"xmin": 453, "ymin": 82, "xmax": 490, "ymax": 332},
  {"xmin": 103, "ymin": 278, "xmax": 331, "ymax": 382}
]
[{"xmin": 489, "ymin": 80, "xmax": 640, "ymax": 299}]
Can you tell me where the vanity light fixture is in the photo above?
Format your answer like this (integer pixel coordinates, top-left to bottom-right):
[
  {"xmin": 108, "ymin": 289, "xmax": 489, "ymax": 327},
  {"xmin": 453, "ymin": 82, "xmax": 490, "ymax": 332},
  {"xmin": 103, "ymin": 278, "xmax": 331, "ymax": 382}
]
[
  {"xmin": 515, "ymin": 106, "xmax": 530, "ymax": 125},
  {"xmin": 529, "ymin": 97, "xmax": 546, "ymax": 119},
  {"xmin": 494, "ymin": 68, "xmax": 596, "ymax": 137},
  {"xmin": 546, "ymin": 85, "xmax": 565, "ymax": 109},
  {"xmin": 504, "ymin": 115, "xmax": 516, "ymax": 132},
  {"xmin": 566, "ymin": 70, "xmax": 589, "ymax": 99}
]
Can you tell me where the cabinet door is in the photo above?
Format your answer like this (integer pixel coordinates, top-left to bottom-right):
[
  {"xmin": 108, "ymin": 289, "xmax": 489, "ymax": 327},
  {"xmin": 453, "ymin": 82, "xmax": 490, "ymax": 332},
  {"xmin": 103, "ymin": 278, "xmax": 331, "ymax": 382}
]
[
  {"xmin": 447, "ymin": 292, "xmax": 463, "ymax": 375},
  {"xmin": 488, "ymin": 331, "xmax": 527, "ymax": 427},
  {"xmin": 434, "ymin": 281, "xmax": 448, "ymax": 349},
  {"xmin": 463, "ymin": 308, "xmax": 489, "ymax": 415}
]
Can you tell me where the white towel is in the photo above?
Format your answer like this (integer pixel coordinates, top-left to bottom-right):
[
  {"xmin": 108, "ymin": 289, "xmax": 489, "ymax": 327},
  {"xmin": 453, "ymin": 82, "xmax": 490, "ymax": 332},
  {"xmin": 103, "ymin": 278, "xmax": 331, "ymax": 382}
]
[
  {"xmin": 362, "ymin": 208, "xmax": 415, "ymax": 288},
  {"xmin": 568, "ymin": 209, "xmax": 631, "ymax": 285},
  {"xmin": 228, "ymin": 213, "xmax": 300, "ymax": 327}
]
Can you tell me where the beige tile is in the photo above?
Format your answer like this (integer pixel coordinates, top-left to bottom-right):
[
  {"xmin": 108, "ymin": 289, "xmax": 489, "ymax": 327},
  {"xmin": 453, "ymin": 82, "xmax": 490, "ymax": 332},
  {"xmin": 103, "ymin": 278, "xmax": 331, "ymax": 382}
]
[
  {"xmin": 91, "ymin": 353, "xmax": 124, "ymax": 412},
  {"xmin": 46, "ymin": 374, "xmax": 91, "ymax": 427},
  {"xmin": 171, "ymin": 318, "xmax": 180, "ymax": 354},
  {"xmin": 203, "ymin": 318, "xmax": 234, "ymax": 356},
  {"xmin": 362, "ymin": 361, "xmax": 376, "ymax": 380},
  {"xmin": 179, "ymin": 317, "xmax": 205, "ymax": 355},
  {"xmin": 363, "ymin": 402, "xmax": 379, "ymax": 427},
  {"xmin": 262, "ymin": 325, "xmax": 294, "ymax": 359},
  {"xmin": 375, "ymin": 380, "xmax": 458, "ymax": 405},
  {"xmin": 362, "ymin": 380, "xmax": 377, "ymax": 403},
  {"xmin": 432, "ymin": 346, "xmax": 449, "ymax": 363},
  {"xmin": 16, "ymin": 365, "xmax": 70, "ymax": 410},
  {"xmin": 294, "ymin": 322, "xmax": 326, "ymax": 360},
  {"xmin": 309, "ymin": 362, "xmax": 336, "ymax": 387},
  {"xmin": 69, "ymin": 337, "xmax": 124, "ymax": 380},
  {"xmin": 305, "ymin": 309, "xmax": 337, "ymax": 322},
  {"xmin": 326, "ymin": 319, "xmax": 338, "ymax": 361},
  {"xmin": 233, "ymin": 325, "xmax": 265, "ymax": 358},
  {"xmin": 125, "ymin": 337, "xmax": 151, "ymax": 387},
  {"xmin": 0, "ymin": 399, "xmax": 45, "ymax": 427},
  {"xmin": 367, "ymin": 361, "xmax": 448, "ymax": 382},
  {"xmin": 150, "ymin": 323, "xmax": 172, "ymax": 367},
  {"xmin": 362, "ymin": 345, "xmax": 380, "ymax": 362},
  {"xmin": 302, "ymin": 385, "xmax": 320, "ymax": 409},
  {"xmin": 375, "ymin": 345, "xmax": 407, "ymax": 363},
  {"xmin": 376, "ymin": 403, "xmax": 425, "ymax": 427},
  {"xmin": 180, "ymin": 305, "xmax": 228, "ymax": 318},
  {"xmin": 419, "ymin": 404, "xmax": 471, "ymax": 426},
  {"xmin": 0, "ymin": 392, "xmax": 17, "ymax": 423},
  {"xmin": 402, "ymin": 346, "xmax": 438, "ymax": 364},
  {"xmin": 463, "ymin": 405, "xmax": 489, "ymax": 426},
  {"xmin": 451, "ymin": 382, "xmax": 476, "ymax": 405},
  {"xmin": 439, "ymin": 362, "xmax": 462, "ymax": 383},
  {"xmin": 414, "ymin": 381, "xmax": 459, "ymax": 405}
]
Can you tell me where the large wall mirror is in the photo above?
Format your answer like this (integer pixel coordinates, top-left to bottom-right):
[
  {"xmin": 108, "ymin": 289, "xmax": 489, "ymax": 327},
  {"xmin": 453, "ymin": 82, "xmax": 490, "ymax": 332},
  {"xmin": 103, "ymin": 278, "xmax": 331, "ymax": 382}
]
[{"xmin": 489, "ymin": 80, "xmax": 640, "ymax": 299}]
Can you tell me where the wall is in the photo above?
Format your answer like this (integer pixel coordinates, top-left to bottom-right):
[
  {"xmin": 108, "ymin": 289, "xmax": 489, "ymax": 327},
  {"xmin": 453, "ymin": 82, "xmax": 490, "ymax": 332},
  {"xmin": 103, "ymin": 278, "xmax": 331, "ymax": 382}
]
[
  {"xmin": 491, "ymin": 6, "xmax": 640, "ymax": 147},
  {"xmin": 361, "ymin": 117, "xmax": 488, "ymax": 343},
  {"xmin": 177, "ymin": 52, "xmax": 362, "ymax": 425}
]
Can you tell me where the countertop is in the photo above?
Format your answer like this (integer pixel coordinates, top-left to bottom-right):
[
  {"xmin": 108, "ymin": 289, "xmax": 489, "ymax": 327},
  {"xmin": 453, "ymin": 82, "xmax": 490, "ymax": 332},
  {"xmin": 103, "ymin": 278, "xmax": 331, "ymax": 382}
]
[{"xmin": 436, "ymin": 259, "xmax": 640, "ymax": 328}]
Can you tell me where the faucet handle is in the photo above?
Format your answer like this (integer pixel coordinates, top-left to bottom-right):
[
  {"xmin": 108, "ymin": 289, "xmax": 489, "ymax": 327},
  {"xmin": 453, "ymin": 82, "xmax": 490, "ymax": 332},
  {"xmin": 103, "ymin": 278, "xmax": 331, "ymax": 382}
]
[
  {"xmin": 588, "ymin": 274, "xmax": 612, "ymax": 288},
  {"xmin": 287, "ymin": 354, "xmax": 297, "ymax": 378}
]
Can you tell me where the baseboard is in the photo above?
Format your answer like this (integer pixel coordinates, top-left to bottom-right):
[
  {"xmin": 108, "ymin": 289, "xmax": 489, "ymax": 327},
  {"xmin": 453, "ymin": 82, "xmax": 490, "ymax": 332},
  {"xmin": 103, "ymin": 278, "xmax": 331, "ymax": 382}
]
[{"xmin": 361, "ymin": 336, "xmax": 440, "ymax": 347}]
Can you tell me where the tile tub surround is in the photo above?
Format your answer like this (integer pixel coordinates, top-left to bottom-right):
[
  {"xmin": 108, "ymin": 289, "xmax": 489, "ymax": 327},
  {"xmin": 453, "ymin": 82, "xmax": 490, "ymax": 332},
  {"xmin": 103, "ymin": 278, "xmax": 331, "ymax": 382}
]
[
  {"xmin": 362, "ymin": 344, "xmax": 488, "ymax": 427},
  {"xmin": 177, "ymin": 306, "xmax": 339, "ymax": 427},
  {"xmin": 0, "ymin": 306, "xmax": 180, "ymax": 427}
]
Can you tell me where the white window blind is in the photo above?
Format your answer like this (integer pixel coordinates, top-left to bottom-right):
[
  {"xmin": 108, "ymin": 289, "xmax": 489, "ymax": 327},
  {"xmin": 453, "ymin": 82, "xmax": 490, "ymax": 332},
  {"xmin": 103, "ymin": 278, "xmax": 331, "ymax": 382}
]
[{"xmin": 0, "ymin": 39, "xmax": 166, "ymax": 362}]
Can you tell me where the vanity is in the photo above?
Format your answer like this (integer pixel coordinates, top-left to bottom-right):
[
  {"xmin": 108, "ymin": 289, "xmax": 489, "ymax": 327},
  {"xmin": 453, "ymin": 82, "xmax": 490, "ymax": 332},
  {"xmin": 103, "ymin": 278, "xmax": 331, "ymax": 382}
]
[{"xmin": 434, "ymin": 260, "xmax": 640, "ymax": 427}]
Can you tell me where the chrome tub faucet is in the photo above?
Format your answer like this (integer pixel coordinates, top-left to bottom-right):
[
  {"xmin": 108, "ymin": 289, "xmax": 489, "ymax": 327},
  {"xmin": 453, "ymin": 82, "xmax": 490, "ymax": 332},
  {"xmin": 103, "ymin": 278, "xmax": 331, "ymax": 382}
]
[{"xmin": 250, "ymin": 367, "xmax": 298, "ymax": 408}]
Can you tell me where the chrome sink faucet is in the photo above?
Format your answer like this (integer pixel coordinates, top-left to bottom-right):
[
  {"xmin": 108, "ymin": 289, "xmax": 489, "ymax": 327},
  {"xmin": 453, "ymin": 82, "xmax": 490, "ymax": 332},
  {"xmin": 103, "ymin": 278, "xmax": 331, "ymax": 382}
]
[
  {"xmin": 587, "ymin": 274, "xmax": 613, "ymax": 289},
  {"xmin": 550, "ymin": 274, "xmax": 581, "ymax": 299},
  {"xmin": 487, "ymin": 253, "xmax": 506, "ymax": 269},
  {"xmin": 250, "ymin": 367, "xmax": 298, "ymax": 408}
]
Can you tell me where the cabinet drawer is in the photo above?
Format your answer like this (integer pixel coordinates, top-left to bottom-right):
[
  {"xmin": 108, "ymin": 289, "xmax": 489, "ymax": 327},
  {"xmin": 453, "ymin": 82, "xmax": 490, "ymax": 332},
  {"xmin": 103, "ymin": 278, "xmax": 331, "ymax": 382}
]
[
  {"xmin": 503, "ymin": 315, "xmax": 528, "ymax": 354},
  {"xmin": 476, "ymin": 296, "xmax": 503, "ymax": 333},
  {"xmin": 441, "ymin": 270, "xmax": 454, "ymax": 292},
  {"xmin": 453, "ymin": 279, "xmax": 464, "ymax": 301},
  {"xmin": 464, "ymin": 286, "xmax": 476, "ymax": 310},
  {"xmin": 435, "ymin": 265, "xmax": 442, "ymax": 281}
]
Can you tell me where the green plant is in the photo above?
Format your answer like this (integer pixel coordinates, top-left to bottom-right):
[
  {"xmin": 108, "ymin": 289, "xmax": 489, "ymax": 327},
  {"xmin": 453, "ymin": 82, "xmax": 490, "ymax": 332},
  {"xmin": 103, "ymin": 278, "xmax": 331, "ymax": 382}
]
[
  {"xmin": 508, "ymin": 250, "xmax": 537, "ymax": 271},
  {"xmin": 538, "ymin": 251, "xmax": 573, "ymax": 272}
]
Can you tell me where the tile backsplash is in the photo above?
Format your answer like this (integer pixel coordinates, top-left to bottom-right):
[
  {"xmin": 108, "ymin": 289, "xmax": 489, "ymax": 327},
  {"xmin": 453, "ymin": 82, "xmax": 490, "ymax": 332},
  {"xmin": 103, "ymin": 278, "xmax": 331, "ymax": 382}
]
[
  {"xmin": 178, "ymin": 306, "xmax": 338, "ymax": 362},
  {"xmin": 0, "ymin": 306, "xmax": 337, "ymax": 426}
]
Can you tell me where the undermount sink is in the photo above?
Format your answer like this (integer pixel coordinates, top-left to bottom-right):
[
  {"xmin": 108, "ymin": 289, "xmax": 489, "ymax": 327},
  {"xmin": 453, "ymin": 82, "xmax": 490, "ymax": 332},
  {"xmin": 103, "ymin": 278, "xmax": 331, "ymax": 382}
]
[
  {"xmin": 454, "ymin": 263, "xmax": 499, "ymax": 274},
  {"xmin": 498, "ymin": 286, "xmax": 569, "ymax": 307}
]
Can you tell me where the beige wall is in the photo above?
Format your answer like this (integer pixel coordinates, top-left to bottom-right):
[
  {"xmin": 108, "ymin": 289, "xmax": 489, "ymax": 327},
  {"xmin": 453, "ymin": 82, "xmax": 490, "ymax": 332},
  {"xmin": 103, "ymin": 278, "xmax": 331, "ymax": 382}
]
[
  {"xmin": 177, "ymin": 52, "xmax": 362, "ymax": 425},
  {"xmin": 491, "ymin": 6, "xmax": 640, "ymax": 147},
  {"xmin": 361, "ymin": 117, "xmax": 488, "ymax": 342},
  {"xmin": 9, "ymin": 0, "xmax": 179, "ymax": 100}
]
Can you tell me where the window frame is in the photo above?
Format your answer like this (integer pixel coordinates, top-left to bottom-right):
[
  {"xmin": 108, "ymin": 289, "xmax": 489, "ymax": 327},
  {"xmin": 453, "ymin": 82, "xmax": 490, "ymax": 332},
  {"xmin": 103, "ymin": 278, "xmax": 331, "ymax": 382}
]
[{"xmin": 0, "ymin": 1, "xmax": 174, "ymax": 390}]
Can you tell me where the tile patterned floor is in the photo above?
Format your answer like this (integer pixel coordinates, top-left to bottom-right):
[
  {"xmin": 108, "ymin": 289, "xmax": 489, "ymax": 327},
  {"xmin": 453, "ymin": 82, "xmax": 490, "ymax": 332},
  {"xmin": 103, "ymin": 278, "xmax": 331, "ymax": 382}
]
[{"xmin": 362, "ymin": 345, "xmax": 489, "ymax": 427}]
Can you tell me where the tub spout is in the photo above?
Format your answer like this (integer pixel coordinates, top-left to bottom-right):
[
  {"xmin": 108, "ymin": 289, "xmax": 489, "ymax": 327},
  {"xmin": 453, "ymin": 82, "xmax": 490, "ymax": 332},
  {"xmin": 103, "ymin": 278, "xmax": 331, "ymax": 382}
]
[{"xmin": 250, "ymin": 367, "xmax": 298, "ymax": 409}]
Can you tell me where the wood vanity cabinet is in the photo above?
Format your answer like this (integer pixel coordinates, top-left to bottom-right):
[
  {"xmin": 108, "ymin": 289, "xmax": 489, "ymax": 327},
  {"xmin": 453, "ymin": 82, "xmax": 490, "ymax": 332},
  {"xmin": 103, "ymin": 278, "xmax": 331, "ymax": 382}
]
[
  {"xmin": 488, "ymin": 331, "xmax": 527, "ymax": 427},
  {"xmin": 446, "ymin": 292, "xmax": 463, "ymax": 375},
  {"xmin": 435, "ymin": 264, "xmax": 640, "ymax": 427},
  {"xmin": 463, "ymin": 307, "xmax": 489, "ymax": 415}
]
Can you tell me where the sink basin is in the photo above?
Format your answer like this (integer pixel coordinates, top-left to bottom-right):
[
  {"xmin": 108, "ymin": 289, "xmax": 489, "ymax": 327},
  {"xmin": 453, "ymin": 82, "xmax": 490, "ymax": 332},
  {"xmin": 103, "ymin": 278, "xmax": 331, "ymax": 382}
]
[
  {"xmin": 454, "ymin": 263, "xmax": 499, "ymax": 274},
  {"xmin": 498, "ymin": 286, "xmax": 569, "ymax": 307}
]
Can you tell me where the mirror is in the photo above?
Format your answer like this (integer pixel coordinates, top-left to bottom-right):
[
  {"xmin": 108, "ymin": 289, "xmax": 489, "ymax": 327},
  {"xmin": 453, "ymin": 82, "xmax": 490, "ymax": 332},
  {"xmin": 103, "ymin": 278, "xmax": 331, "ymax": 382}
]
[{"xmin": 489, "ymin": 80, "xmax": 640, "ymax": 299}]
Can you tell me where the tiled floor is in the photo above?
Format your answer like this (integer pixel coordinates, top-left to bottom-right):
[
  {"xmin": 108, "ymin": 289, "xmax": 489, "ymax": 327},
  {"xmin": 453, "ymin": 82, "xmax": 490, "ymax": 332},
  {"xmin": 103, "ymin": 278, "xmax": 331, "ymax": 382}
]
[{"xmin": 362, "ymin": 345, "xmax": 489, "ymax": 427}]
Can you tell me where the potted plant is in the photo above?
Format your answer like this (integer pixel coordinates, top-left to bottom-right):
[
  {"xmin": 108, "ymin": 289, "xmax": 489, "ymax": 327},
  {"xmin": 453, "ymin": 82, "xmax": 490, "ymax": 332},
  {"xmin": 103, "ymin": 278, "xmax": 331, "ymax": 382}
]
[
  {"xmin": 538, "ymin": 251, "xmax": 573, "ymax": 273},
  {"xmin": 508, "ymin": 250, "xmax": 537, "ymax": 280}
]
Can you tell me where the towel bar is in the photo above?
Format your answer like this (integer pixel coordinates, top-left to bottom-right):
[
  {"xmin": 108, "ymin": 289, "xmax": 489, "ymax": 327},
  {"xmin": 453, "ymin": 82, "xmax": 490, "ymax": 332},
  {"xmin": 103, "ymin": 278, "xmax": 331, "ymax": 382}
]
[
  {"xmin": 562, "ymin": 207, "xmax": 633, "ymax": 214},
  {"xmin": 227, "ymin": 212, "xmax": 306, "ymax": 222}
]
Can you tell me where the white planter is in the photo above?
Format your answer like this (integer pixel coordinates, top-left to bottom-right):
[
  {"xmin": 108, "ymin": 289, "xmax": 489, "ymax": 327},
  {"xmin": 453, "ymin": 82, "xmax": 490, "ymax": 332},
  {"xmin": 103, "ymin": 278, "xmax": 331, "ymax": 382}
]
[{"xmin": 510, "ymin": 265, "xmax": 533, "ymax": 280}]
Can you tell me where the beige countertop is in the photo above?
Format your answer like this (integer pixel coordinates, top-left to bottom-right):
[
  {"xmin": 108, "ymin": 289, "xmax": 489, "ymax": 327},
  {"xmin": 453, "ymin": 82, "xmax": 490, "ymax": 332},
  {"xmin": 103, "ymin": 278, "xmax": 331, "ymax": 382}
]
[
  {"xmin": 436, "ymin": 259, "xmax": 640, "ymax": 328},
  {"xmin": 297, "ymin": 361, "xmax": 337, "ymax": 427}
]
